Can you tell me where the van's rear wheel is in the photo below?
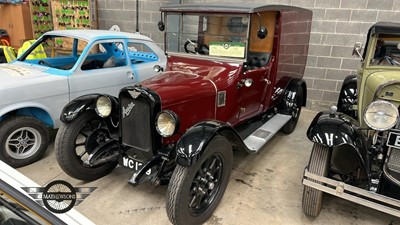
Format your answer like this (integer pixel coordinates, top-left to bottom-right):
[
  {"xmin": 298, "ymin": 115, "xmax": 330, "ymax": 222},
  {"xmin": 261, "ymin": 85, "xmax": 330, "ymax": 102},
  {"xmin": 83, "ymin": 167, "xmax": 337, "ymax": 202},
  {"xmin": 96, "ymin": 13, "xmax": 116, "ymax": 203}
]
[{"xmin": 281, "ymin": 87, "xmax": 303, "ymax": 134}]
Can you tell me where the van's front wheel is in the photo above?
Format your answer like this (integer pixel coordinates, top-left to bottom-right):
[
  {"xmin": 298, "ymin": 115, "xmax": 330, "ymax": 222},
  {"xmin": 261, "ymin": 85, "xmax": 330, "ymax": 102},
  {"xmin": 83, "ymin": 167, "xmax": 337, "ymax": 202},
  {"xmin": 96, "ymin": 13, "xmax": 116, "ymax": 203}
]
[{"xmin": 166, "ymin": 136, "xmax": 233, "ymax": 225}]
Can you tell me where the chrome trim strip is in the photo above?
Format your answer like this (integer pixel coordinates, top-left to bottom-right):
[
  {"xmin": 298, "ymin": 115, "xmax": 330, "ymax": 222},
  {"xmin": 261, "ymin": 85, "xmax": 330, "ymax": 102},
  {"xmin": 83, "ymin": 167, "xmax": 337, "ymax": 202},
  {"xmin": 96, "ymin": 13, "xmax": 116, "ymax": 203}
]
[
  {"xmin": 166, "ymin": 51, "xmax": 245, "ymax": 64},
  {"xmin": 303, "ymin": 169, "xmax": 400, "ymax": 217}
]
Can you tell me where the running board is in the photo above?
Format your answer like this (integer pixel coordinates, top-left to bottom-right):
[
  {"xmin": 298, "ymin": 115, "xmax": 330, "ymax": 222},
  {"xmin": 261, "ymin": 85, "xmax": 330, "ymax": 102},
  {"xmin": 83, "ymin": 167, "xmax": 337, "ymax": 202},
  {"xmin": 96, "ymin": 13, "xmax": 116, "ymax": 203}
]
[{"xmin": 243, "ymin": 113, "xmax": 291, "ymax": 153}]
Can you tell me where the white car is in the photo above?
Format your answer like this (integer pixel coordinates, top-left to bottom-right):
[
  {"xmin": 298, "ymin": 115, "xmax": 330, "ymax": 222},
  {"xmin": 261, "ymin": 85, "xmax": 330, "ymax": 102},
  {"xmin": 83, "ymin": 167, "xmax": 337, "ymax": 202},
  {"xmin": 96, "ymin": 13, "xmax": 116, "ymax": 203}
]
[
  {"xmin": 0, "ymin": 160, "xmax": 95, "ymax": 225},
  {"xmin": 0, "ymin": 30, "xmax": 166, "ymax": 167}
]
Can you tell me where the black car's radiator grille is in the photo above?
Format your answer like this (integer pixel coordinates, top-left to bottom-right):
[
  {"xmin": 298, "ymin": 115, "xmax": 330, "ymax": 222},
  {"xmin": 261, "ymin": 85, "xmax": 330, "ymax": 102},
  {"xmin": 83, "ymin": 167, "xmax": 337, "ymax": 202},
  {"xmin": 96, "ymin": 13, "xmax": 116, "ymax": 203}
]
[
  {"xmin": 119, "ymin": 86, "xmax": 161, "ymax": 152},
  {"xmin": 387, "ymin": 147, "xmax": 400, "ymax": 181}
]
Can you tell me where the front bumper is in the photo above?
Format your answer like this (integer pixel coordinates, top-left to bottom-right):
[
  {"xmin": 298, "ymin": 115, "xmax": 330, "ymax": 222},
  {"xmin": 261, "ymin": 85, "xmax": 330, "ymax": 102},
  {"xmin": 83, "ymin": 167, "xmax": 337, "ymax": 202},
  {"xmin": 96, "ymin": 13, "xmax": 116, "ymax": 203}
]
[{"xmin": 303, "ymin": 169, "xmax": 400, "ymax": 217}]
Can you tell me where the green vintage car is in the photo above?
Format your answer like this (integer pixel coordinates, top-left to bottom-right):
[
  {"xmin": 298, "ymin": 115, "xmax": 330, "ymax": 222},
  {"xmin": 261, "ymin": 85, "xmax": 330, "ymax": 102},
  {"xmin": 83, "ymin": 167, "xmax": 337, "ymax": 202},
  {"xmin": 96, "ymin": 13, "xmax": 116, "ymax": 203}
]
[{"xmin": 303, "ymin": 22, "xmax": 400, "ymax": 217}]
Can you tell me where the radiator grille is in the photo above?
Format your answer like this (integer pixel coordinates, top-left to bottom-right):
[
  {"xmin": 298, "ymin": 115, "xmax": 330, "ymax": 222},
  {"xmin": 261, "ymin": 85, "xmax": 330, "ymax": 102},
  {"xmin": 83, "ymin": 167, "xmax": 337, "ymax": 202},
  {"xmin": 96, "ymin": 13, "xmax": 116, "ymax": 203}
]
[
  {"xmin": 387, "ymin": 147, "xmax": 400, "ymax": 180},
  {"xmin": 120, "ymin": 93, "xmax": 152, "ymax": 152}
]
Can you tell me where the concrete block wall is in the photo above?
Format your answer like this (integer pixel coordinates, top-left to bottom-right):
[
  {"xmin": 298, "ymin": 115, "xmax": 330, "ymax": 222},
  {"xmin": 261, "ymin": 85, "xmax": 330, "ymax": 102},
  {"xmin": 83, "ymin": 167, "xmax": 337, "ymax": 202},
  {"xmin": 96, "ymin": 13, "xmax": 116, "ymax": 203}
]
[{"xmin": 96, "ymin": 0, "xmax": 400, "ymax": 111}]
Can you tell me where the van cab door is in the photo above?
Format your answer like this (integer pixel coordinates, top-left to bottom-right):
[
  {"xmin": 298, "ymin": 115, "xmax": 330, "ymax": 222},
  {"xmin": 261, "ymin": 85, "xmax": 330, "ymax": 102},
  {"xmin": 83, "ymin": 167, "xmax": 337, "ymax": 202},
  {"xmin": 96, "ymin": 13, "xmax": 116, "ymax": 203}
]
[{"xmin": 238, "ymin": 56, "xmax": 273, "ymax": 120}]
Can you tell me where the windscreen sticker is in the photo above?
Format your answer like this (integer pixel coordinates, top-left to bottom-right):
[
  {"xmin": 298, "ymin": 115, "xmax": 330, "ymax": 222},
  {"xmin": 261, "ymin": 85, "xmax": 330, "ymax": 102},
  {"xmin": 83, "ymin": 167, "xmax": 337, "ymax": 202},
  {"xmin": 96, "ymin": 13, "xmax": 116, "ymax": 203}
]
[
  {"xmin": 0, "ymin": 64, "xmax": 32, "ymax": 77},
  {"xmin": 209, "ymin": 42, "xmax": 245, "ymax": 58}
]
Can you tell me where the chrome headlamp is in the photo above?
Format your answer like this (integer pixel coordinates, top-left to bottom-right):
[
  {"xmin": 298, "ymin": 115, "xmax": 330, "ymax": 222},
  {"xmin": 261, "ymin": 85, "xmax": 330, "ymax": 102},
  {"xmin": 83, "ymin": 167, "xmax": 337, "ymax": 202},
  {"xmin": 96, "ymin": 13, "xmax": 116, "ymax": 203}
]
[
  {"xmin": 156, "ymin": 110, "xmax": 179, "ymax": 137},
  {"xmin": 364, "ymin": 100, "xmax": 398, "ymax": 131},
  {"xmin": 95, "ymin": 96, "xmax": 112, "ymax": 118}
]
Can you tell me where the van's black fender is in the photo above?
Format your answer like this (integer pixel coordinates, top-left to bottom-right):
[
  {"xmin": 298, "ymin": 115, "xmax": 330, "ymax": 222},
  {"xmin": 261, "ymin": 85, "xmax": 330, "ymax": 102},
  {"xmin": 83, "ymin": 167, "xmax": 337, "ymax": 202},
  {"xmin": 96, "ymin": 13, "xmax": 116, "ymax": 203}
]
[
  {"xmin": 175, "ymin": 120, "xmax": 249, "ymax": 167},
  {"xmin": 337, "ymin": 75, "xmax": 358, "ymax": 119},
  {"xmin": 60, "ymin": 93, "xmax": 119, "ymax": 124},
  {"xmin": 280, "ymin": 78, "xmax": 307, "ymax": 113},
  {"xmin": 307, "ymin": 111, "xmax": 369, "ymax": 175}
]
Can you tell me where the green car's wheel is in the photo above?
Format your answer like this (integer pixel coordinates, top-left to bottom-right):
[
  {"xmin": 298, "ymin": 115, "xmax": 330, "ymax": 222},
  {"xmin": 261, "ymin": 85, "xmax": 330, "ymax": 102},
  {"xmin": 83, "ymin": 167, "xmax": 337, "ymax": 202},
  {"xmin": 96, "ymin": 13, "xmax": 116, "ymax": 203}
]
[{"xmin": 302, "ymin": 143, "xmax": 330, "ymax": 217}]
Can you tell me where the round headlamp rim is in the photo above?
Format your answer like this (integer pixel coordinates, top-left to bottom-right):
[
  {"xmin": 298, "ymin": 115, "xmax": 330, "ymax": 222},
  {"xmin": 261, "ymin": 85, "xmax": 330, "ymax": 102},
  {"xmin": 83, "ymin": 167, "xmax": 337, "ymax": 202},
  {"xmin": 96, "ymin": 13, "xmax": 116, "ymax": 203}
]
[
  {"xmin": 155, "ymin": 110, "xmax": 179, "ymax": 137},
  {"xmin": 95, "ymin": 95, "xmax": 112, "ymax": 118},
  {"xmin": 363, "ymin": 100, "xmax": 399, "ymax": 131}
]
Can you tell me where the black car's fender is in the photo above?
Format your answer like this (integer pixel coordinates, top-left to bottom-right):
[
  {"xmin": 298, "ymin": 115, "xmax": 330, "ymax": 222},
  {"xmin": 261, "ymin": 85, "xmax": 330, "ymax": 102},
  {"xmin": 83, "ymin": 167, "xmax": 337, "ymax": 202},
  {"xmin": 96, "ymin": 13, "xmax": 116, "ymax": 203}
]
[
  {"xmin": 337, "ymin": 75, "xmax": 358, "ymax": 119},
  {"xmin": 175, "ymin": 120, "xmax": 248, "ymax": 167},
  {"xmin": 307, "ymin": 111, "xmax": 369, "ymax": 174},
  {"xmin": 60, "ymin": 94, "xmax": 119, "ymax": 123}
]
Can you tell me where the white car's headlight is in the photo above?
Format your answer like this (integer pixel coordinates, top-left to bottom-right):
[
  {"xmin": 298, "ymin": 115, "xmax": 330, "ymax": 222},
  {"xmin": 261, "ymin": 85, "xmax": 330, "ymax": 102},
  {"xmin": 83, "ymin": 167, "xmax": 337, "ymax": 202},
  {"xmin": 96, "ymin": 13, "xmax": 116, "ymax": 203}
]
[
  {"xmin": 156, "ymin": 111, "xmax": 179, "ymax": 137},
  {"xmin": 95, "ymin": 96, "xmax": 112, "ymax": 118},
  {"xmin": 364, "ymin": 100, "xmax": 398, "ymax": 131}
]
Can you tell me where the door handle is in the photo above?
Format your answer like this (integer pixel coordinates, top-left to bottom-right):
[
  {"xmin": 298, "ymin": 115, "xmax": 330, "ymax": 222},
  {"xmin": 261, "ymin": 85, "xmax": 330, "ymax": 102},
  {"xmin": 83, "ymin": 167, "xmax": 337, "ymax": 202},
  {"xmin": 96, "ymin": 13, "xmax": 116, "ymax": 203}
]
[
  {"xmin": 127, "ymin": 71, "xmax": 134, "ymax": 80},
  {"xmin": 263, "ymin": 78, "xmax": 271, "ymax": 84}
]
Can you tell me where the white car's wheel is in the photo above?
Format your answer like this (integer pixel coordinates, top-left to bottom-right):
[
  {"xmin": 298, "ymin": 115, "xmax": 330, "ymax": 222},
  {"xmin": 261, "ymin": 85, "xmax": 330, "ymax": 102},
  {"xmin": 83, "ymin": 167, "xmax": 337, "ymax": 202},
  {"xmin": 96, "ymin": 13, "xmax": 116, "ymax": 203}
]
[{"xmin": 0, "ymin": 116, "xmax": 49, "ymax": 167}]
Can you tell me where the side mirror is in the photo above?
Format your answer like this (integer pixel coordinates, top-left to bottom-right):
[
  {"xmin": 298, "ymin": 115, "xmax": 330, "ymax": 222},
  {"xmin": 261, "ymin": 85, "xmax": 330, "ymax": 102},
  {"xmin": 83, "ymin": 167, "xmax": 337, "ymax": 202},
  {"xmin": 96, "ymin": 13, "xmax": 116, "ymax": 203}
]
[
  {"xmin": 257, "ymin": 27, "xmax": 268, "ymax": 39},
  {"xmin": 352, "ymin": 42, "xmax": 363, "ymax": 60},
  {"xmin": 158, "ymin": 21, "xmax": 165, "ymax": 31}
]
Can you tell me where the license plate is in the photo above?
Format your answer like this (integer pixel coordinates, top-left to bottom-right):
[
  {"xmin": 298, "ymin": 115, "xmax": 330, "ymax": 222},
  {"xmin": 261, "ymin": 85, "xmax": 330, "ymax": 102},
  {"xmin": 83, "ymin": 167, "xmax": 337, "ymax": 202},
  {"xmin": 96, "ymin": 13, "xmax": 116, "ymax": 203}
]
[
  {"xmin": 387, "ymin": 132, "xmax": 400, "ymax": 148},
  {"xmin": 119, "ymin": 156, "xmax": 151, "ymax": 175}
]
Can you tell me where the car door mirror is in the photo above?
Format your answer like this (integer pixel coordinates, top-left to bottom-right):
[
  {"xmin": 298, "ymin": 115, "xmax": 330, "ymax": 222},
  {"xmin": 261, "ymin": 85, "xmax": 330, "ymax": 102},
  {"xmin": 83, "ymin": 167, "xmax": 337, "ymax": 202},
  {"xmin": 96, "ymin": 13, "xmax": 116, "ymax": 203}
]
[
  {"xmin": 352, "ymin": 42, "xmax": 363, "ymax": 60},
  {"xmin": 257, "ymin": 27, "xmax": 268, "ymax": 39}
]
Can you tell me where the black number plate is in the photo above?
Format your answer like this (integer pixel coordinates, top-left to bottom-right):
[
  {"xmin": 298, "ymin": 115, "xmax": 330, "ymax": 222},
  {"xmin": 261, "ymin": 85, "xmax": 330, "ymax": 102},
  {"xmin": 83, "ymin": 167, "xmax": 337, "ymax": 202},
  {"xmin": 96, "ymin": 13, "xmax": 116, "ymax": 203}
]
[
  {"xmin": 387, "ymin": 132, "xmax": 400, "ymax": 148},
  {"xmin": 119, "ymin": 156, "xmax": 151, "ymax": 175}
]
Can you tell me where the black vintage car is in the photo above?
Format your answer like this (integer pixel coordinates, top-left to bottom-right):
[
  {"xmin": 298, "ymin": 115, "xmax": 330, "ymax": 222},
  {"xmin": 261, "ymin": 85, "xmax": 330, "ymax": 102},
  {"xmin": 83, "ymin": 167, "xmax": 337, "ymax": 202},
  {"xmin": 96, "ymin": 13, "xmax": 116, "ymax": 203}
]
[{"xmin": 302, "ymin": 22, "xmax": 400, "ymax": 217}]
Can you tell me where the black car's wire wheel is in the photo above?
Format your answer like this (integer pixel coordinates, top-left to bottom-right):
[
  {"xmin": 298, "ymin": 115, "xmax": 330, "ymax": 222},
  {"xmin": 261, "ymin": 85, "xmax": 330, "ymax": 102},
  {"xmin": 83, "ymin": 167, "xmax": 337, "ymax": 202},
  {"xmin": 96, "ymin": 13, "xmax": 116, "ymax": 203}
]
[
  {"xmin": 0, "ymin": 116, "xmax": 49, "ymax": 167},
  {"xmin": 55, "ymin": 111, "xmax": 118, "ymax": 181},
  {"xmin": 166, "ymin": 135, "xmax": 233, "ymax": 225},
  {"xmin": 302, "ymin": 143, "xmax": 330, "ymax": 217}
]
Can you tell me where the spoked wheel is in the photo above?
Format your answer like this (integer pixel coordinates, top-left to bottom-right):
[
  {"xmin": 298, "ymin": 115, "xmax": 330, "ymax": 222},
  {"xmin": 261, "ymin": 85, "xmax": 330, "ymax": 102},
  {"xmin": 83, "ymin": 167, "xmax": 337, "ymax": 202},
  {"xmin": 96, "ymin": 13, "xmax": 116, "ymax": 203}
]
[
  {"xmin": 0, "ymin": 116, "xmax": 49, "ymax": 167},
  {"xmin": 281, "ymin": 87, "xmax": 304, "ymax": 134},
  {"xmin": 302, "ymin": 143, "xmax": 330, "ymax": 217},
  {"xmin": 55, "ymin": 111, "xmax": 118, "ymax": 181},
  {"xmin": 166, "ymin": 136, "xmax": 233, "ymax": 225}
]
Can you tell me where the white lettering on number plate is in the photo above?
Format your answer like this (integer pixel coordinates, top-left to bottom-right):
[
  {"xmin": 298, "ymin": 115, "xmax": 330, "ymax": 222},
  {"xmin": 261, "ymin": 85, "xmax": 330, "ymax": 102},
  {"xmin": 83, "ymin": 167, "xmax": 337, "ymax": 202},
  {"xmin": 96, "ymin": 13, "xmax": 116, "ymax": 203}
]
[
  {"xmin": 395, "ymin": 136, "xmax": 400, "ymax": 147},
  {"xmin": 122, "ymin": 157, "xmax": 151, "ymax": 175}
]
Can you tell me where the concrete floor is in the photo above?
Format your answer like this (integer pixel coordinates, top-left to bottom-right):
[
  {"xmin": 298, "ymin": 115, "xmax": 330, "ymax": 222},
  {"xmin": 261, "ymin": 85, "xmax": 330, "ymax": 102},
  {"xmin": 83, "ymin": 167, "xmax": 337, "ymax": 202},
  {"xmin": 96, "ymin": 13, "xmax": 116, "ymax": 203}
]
[{"xmin": 17, "ymin": 109, "xmax": 400, "ymax": 225}]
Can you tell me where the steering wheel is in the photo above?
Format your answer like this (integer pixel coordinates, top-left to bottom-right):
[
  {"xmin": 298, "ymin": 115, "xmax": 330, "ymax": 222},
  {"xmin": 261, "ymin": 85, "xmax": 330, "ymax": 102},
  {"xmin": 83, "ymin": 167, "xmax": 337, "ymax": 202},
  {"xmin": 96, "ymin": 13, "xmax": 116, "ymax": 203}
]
[
  {"xmin": 38, "ymin": 60, "xmax": 52, "ymax": 67},
  {"xmin": 378, "ymin": 55, "xmax": 400, "ymax": 66},
  {"xmin": 184, "ymin": 40, "xmax": 209, "ymax": 55}
]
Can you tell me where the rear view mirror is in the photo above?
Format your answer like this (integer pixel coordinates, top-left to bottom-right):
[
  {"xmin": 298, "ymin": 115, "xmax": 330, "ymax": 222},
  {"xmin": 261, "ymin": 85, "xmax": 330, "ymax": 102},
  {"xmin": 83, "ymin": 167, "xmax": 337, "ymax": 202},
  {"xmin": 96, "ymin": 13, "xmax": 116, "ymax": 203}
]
[
  {"xmin": 158, "ymin": 21, "xmax": 165, "ymax": 31},
  {"xmin": 257, "ymin": 27, "xmax": 268, "ymax": 39},
  {"xmin": 352, "ymin": 42, "xmax": 363, "ymax": 60}
]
